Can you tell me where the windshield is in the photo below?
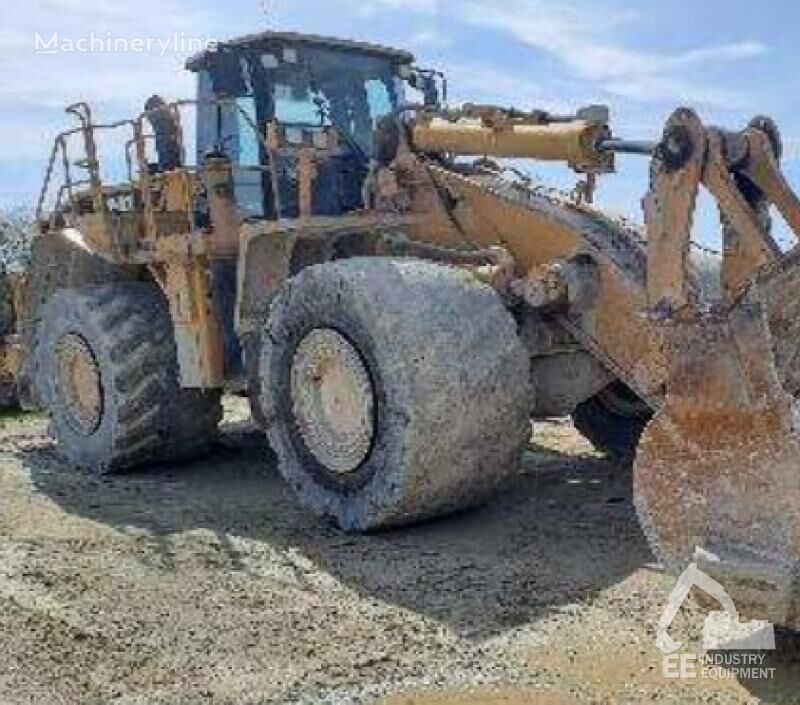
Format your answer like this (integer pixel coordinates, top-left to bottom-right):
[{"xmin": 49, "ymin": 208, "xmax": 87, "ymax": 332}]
[{"xmin": 198, "ymin": 45, "xmax": 403, "ymax": 159}]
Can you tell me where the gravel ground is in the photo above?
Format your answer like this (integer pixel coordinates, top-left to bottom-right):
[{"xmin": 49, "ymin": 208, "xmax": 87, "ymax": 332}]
[{"xmin": 0, "ymin": 398, "xmax": 798, "ymax": 704}]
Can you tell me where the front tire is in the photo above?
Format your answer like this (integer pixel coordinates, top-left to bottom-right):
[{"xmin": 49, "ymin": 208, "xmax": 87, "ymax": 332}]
[
  {"xmin": 260, "ymin": 257, "xmax": 532, "ymax": 531},
  {"xmin": 34, "ymin": 282, "xmax": 222, "ymax": 472}
]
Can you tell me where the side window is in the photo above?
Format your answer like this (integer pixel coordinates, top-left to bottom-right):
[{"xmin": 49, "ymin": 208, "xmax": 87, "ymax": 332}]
[
  {"xmin": 365, "ymin": 79, "xmax": 392, "ymax": 124},
  {"xmin": 235, "ymin": 97, "xmax": 260, "ymax": 166},
  {"xmin": 224, "ymin": 96, "xmax": 264, "ymax": 219}
]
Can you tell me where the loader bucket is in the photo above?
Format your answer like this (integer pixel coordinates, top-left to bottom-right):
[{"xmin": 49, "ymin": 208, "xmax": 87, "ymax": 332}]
[{"xmin": 634, "ymin": 297, "xmax": 800, "ymax": 626}]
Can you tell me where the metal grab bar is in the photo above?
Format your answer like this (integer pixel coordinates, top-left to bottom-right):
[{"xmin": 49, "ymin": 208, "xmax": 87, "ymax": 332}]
[{"xmin": 36, "ymin": 96, "xmax": 292, "ymax": 233}]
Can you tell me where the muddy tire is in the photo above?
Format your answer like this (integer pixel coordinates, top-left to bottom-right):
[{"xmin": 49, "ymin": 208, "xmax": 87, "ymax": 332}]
[
  {"xmin": 260, "ymin": 257, "xmax": 532, "ymax": 531},
  {"xmin": 34, "ymin": 282, "xmax": 222, "ymax": 472},
  {"xmin": 572, "ymin": 381, "xmax": 651, "ymax": 459}
]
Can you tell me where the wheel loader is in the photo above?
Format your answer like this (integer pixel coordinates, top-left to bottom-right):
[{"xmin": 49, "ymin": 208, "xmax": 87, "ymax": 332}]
[{"xmin": 14, "ymin": 29, "xmax": 800, "ymax": 629}]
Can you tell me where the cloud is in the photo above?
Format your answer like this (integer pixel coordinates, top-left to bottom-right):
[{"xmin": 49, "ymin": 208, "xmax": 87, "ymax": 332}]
[
  {"xmin": 404, "ymin": 29, "xmax": 452, "ymax": 50},
  {"xmin": 665, "ymin": 41, "xmax": 767, "ymax": 68},
  {"xmin": 472, "ymin": 1, "xmax": 767, "ymax": 103},
  {"xmin": 445, "ymin": 64, "xmax": 575, "ymax": 113},
  {"xmin": 354, "ymin": 0, "xmax": 439, "ymax": 16},
  {"xmin": 355, "ymin": 0, "xmax": 768, "ymax": 106}
]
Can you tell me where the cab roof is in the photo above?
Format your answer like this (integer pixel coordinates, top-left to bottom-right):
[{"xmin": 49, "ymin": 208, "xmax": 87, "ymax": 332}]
[{"xmin": 186, "ymin": 30, "xmax": 415, "ymax": 71}]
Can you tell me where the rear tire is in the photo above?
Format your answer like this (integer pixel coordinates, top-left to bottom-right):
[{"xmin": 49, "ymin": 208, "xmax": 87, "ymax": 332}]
[
  {"xmin": 34, "ymin": 282, "xmax": 222, "ymax": 472},
  {"xmin": 260, "ymin": 257, "xmax": 532, "ymax": 531},
  {"xmin": 572, "ymin": 381, "xmax": 651, "ymax": 459}
]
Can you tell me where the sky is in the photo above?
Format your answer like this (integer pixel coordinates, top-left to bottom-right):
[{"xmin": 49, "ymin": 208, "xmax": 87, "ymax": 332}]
[{"xmin": 2, "ymin": 0, "xmax": 799, "ymax": 248}]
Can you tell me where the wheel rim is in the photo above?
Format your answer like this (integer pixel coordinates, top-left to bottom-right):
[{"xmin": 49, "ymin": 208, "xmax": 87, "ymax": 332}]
[
  {"xmin": 290, "ymin": 328, "xmax": 375, "ymax": 475},
  {"xmin": 55, "ymin": 333, "xmax": 103, "ymax": 435}
]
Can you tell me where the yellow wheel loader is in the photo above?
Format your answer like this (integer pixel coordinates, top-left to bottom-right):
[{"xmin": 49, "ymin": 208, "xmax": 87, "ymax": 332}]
[{"xmin": 14, "ymin": 30, "xmax": 800, "ymax": 628}]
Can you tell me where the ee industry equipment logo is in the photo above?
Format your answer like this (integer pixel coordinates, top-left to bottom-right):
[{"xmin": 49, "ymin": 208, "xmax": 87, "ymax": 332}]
[{"xmin": 657, "ymin": 561, "xmax": 776, "ymax": 681}]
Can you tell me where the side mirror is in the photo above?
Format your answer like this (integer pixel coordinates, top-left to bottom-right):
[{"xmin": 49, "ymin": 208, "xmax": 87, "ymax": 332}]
[{"xmin": 408, "ymin": 68, "xmax": 447, "ymax": 109}]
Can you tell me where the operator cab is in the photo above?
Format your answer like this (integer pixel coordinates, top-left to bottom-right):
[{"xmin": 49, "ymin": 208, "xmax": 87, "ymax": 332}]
[{"xmin": 186, "ymin": 31, "xmax": 415, "ymax": 221}]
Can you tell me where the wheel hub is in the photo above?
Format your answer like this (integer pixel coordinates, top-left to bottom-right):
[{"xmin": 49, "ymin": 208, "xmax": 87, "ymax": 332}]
[
  {"xmin": 55, "ymin": 333, "xmax": 103, "ymax": 435},
  {"xmin": 290, "ymin": 328, "xmax": 375, "ymax": 475}
]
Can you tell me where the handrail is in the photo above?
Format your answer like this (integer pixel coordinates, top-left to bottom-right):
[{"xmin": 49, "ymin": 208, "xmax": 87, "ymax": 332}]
[
  {"xmin": 37, "ymin": 95, "xmax": 292, "ymax": 231},
  {"xmin": 35, "ymin": 138, "xmax": 61, "ymax": 222}
]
